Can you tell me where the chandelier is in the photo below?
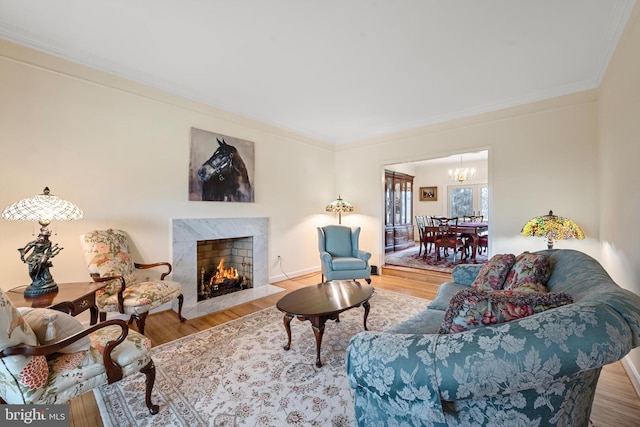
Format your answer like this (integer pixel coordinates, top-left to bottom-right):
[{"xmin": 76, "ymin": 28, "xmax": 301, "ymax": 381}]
[{"xmin": 449, "ymin": 155, "xmax": 476, "ymax": 183}]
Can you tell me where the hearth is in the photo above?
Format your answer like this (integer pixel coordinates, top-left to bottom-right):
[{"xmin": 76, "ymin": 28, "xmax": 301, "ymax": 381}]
[
  {"xmin": 172, "ymin": 217, "xmax": 283, "ymax": 319},
  {"xmin": 197, "ymin": 237, "xmax": 253, "ymax": 301}
]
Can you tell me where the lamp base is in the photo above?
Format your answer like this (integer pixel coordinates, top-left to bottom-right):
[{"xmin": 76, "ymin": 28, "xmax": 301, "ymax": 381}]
[{"xmin": 24, "ymin": 281, "xmax": 58, "ymax": 297}]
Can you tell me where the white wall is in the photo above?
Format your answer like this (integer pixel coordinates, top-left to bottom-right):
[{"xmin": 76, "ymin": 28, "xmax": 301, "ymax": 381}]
[
  {"xmin": 413, "ymin": 157, "xmax": 488, "ymax": 219},
  {"xmin": 598, "ymin": 2, "xmax": 640, "ymax": 387},
  {"xmin": 335, "ymin": 91, "xmax": 601, "ymax": 269},
  {"xmin": 0, "ymin": 39, "xmax": 335, "ymax": 290}
]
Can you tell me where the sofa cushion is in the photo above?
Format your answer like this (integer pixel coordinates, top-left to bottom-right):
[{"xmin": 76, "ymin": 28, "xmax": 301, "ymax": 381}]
[
  {"xmin": 504, "ymin": 252, "xmax": 552, "ymax": 290},
  {"xmin": 17, "ymin": 307, "xmax": 91, "ymax": 354},
  {"xmin": 428, "ymin": 282, "xmax": 469, "ymax": 311},
  {"xmin": 438, "ymin": 287, "xmax": 574, "ymax": 334},
  {"xmin": 471, "ymin": 253, "xmax": 516, "ymax": 290}
]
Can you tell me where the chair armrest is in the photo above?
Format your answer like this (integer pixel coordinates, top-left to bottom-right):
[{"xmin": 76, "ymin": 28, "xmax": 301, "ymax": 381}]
[
  {"xmin": 356, "ymin": 250, "xmax": 371, "ymax": 262},
  {"xmin": 91, "ymin": 274, "xmax": 127, "ymax": 313},
  {"xmin": 135, "ymin": 261, "xmax": 172, "ymax": 280},
  {"xmin": 0, "ymin": 319, "xmax": 129, "ymax": 384},
  {"xmin": 320, "ymin": 251, "xmax": 332, "ymax": 264}
]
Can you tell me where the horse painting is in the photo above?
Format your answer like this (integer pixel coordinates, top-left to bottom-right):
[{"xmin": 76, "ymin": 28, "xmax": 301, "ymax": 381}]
[{"xmin": 197, "ymin": 138, "xmax": 253, "ymax": 202}]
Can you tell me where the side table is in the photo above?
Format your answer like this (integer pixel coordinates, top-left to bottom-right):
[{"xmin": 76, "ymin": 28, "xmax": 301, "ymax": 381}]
[{"xmin": 7, "ymin": 282, "xmax": 107, "ymax": 323}]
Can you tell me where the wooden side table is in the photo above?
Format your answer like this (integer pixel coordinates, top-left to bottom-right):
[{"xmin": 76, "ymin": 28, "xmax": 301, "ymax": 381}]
[{"xmin": 7, "ymin": 282, "xmax": 107, "ymax": 324}]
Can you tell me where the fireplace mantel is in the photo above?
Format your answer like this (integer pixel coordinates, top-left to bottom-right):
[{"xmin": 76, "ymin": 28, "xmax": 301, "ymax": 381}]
[{"xmin": 172, "ymin": 217, "xmax": 282, "ymax": 319}]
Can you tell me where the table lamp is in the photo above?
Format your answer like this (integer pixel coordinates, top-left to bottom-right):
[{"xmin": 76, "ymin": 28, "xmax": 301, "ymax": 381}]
[
  {"xmin": 326, "ymin": 195, "xmax": 354, "ymax": 224},
  {"xmin": 520, "ymin": 210, "xmax": 584, "ymax": 249},
  {"xmin": 2, "ymin": 187, "xmax": 84, "ymax": 296}
]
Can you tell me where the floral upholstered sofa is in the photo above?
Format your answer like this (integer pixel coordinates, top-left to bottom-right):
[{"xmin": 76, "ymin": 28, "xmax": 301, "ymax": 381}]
[{"xmin": 346, "ymin": 249, "xmax": 640, "ymax": 426}]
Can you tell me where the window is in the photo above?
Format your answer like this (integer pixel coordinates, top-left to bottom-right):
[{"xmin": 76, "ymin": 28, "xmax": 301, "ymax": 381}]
[{"xmin": 448, "ymin": 184, "xmax": 488, "ymax": 219}]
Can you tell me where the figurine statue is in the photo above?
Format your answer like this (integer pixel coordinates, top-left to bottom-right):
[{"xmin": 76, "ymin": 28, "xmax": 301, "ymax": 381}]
[{"xmin": 18, "ymin": 234, "xmax": 62, "ymax": 295}]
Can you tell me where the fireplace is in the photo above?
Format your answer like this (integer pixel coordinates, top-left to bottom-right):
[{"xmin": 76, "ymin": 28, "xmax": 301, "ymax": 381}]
[
  {"xmin": 197, "ymin": 237, "xmax": 253, "ymax": 301},
  {"xmin": 172, "ymin": 217, "xmax": 283, "ymax": 319}
]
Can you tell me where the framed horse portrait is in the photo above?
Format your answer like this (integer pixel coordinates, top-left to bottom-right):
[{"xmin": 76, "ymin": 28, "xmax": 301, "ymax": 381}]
[{"xmin": 189, "ymin": 127, "xmax": 255, "ymax": 202}]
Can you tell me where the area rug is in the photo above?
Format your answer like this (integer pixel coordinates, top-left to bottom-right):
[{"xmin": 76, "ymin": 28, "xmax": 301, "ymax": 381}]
[
  {"xmin": 94, "ymin": 289, "xmax": 430, "ymax": 426},
  {"xmin": 385, "ymin": 245, "xmax": 488, "ymax": 272}
]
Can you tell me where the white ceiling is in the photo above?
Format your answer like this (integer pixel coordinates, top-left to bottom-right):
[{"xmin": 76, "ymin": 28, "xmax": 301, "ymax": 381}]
[{"xmin": 0, "ymin": 1, "xmax": 634, "ymax": 144}]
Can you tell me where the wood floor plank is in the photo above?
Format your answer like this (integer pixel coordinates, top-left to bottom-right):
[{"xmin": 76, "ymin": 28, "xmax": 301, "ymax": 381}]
[{"xmin": 69, "ymin": 269, "xmax": 640, "ymax": 426}]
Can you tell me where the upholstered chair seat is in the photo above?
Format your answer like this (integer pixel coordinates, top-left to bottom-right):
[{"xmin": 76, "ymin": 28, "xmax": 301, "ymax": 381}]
[
  {"xmin": 80, "ymin": 229, "xmax": 185, "ymax": 335},
  {"xmin": 0, "ymin": 288, "xmax": 158, "ymax": 413}
]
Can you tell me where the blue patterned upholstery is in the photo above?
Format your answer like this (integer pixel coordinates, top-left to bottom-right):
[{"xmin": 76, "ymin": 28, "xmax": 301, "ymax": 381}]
[
  {"xmin": 317, "ymin": 225, "xmax": 371, "ymax": 283},
  {"xmin": 346, "ymin": 249, "xmax": 640, "ymax": 426}
]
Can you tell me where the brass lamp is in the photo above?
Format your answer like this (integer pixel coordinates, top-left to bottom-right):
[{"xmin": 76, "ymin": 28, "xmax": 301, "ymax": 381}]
[
  {"xmin": 521, "ymin": 210, "xmax": 584, "ymax": 249},
  {"xmin": 326, "ymin": 194, "xmax": 354, "ymax": 224},
  {"xmin": 2, "ymin": 187, "xmax": 84, "ymax": 296}
]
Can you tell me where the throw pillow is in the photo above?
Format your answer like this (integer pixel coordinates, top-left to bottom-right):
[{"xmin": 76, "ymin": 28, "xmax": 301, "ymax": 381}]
[
  {"xmin": 503, "ymin": 252, "xmax": 552, "ymax": 290},
  {"xmin": 0, "ymin": 289, "xmax": 48, "ymax": 403},
  {"xmin": 438, "ymin": 287, "xmax": 574, "ymax": 334},
  {"xmin": 471, "ymin": 253, "xmax": 516, "ymax": 290},
  {"xmin": 17, "ymin": 307, "xmax": 91, "ymax": 354}
]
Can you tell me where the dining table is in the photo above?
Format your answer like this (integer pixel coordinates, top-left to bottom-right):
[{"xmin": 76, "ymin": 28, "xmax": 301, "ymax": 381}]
[{"xmin": 423, "ymin": 221, "xmax": 488, "ymax": 262}]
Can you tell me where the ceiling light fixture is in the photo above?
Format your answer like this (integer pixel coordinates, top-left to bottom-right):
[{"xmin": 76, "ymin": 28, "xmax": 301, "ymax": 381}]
[{"xmin": 449, "ymin": 155, "xmax": 476, "ymax": 183}]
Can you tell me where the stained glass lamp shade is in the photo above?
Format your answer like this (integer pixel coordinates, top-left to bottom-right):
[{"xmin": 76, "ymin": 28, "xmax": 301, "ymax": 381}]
[
  {"xmin": 2, "ymin": 187, "xmax": 84, "ymax": 296},
  {"xmin": 326, "ymin": 195, "xmax": 354, "ymax": 224},
  {"xmin": 521, "ymin": 210, "xmax": 584, "ymax": 249}
]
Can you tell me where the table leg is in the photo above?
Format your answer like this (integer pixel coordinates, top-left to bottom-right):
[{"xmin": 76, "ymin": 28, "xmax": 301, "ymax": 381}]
[
  {"xmin": 282, "ymin": 314, "xmax": 294, "ymax": 351},
  {"xmin": 311, "ymin": 319, "xmax": 327, "ymax": 368},
  {"xmin": 363, "ymin": 301, "xmax": 370, "ymax": 331},
  {"xmin": 90, "ymin": 307, "xmax": 99, "ymax": 325},
  {"xmin": 471, "ymin": 234, "xmax": 478, "ymax": 262}
]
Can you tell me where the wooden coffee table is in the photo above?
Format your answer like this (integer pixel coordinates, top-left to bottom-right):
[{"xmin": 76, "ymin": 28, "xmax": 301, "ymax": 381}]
[{"xmin": 276, "ymin": 280, "xmax": 374, "ymax": 367}]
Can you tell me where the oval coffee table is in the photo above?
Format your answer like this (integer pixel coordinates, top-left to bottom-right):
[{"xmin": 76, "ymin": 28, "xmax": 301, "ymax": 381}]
[{"xmin": 276, "ymin": 280, "xmax": 374, "ymax": 367}]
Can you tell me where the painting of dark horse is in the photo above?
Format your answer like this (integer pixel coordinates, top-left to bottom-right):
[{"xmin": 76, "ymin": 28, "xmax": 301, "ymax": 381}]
[{"xmin": 189, "ymin": 128, "xmax": 254, "ymax": 202}]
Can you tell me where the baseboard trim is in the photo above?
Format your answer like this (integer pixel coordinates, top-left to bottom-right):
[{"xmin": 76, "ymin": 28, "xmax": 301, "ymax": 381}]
[{"xmin": 622, "ymin": 355, "xmax": 640, "ymax": 399}]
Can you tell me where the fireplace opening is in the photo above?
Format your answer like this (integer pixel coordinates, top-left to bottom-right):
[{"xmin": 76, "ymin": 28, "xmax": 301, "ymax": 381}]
[{"xmin": 197, "ymin": 237, "xmax": 253, "ymax": 302}]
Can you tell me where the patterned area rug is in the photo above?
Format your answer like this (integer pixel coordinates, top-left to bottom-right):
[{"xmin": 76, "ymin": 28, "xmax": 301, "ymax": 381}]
[
  {"xmin": 385, "ymin": 245, "xmax": 488, "ymax": 272},
  {"xmin": 94, "ymin": 289, "xmax": 430, "ymax": 426}
]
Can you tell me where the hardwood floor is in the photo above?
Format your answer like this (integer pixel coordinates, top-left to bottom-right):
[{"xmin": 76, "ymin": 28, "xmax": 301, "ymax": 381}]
[{"xmin": 70, "ymin": 269, "xmax": 640, "ymax": 427}]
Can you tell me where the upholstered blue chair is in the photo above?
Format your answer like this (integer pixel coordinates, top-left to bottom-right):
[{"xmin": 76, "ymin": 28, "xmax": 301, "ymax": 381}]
[{"xmin": 317, "ymin": 225, "xmax": 371, "ymax": 283}]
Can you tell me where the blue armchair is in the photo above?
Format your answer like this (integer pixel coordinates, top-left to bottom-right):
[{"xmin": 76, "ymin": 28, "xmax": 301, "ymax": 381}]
[{"xmin": 317, "ymin": 225, "xmax": 372, "ymax": 283}]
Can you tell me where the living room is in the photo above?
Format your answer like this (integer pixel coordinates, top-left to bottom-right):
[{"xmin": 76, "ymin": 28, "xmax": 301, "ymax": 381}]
[{"xmin": 1, "ymin": 1, "xmax": 639, "ymax": 425}]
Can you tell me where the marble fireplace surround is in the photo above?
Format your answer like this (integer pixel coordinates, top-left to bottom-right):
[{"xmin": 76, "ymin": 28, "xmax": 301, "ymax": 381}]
[{"xmin": 172, "ymin": 217, "xmax": 283, "ymax": 319}]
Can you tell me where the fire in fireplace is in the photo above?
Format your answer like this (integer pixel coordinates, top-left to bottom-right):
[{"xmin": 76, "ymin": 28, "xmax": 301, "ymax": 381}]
[{"xmin": 197, "ymin": 237, "xmax": 253, "ymax": 302}]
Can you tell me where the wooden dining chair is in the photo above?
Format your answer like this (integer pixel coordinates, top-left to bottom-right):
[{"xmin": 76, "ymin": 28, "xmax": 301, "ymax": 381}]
[
  {"xmin": 415, "ymin": 215, "xmax": 426, "ymax": 256},
  {"xmin": 461, "ymin": 215, "xmax": 483, "ymax": 256},
  {"xmin": 434, "ymin": 217, "xmax": 466, "ymax": 262}
]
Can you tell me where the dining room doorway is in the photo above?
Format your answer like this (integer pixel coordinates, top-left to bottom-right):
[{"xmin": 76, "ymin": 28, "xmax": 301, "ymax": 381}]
[{"xmin": 383, "ymin": 150, "xmax": 489, "ymax": 272}]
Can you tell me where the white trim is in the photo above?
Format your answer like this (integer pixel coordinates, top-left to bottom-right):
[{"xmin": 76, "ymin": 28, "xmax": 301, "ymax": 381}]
[{"xmin": 622, "ymin": 355, "xmax": 640, "ymax": 399}]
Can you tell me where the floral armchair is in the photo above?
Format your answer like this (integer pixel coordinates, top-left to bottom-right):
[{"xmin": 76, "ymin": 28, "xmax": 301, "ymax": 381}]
[
  {"xmin": 80, "ymin": 229, "xmax": 185, "ymax": 335},
  {"xmin": 0, "ymin": 287, "xmax": 158, "ymax": 413}
]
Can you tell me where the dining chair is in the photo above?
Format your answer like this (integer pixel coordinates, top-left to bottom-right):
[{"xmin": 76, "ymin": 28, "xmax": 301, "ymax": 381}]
[
  {"xmin": 434, "ymin": 217, "xmax": 466, "ymax": 262},
  {"xmin": 415, "ymin": 216, "xmax": 426, "ymax": 256},
  {"xmin": 422, "ymin": 216, "xmax": 436, "ymax": 256},
  {"xmin": 461, "ymin": 215, "xmax": 483, "ymax": 257}
]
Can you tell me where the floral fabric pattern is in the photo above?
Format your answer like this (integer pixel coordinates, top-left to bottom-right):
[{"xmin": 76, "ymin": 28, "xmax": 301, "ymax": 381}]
[
  {"xmin": 438, "ymin": 287, "xmax": 573, "ymax": 334},
  {"xmin": 503, "ymin": 252, "xmax": 552, "ymax": 290},
  {"xmin": 471, "ymin": 253, "xmax": 516, "ymax": 290},
  {"xmin": 0, "ymin": 288, "xmax": 48, "ymax": 403},
  {"xmin": 80, "ymin": 229, "xmax": 182, "ymax": 315},
  {"xmin": 0, "ymin": 285, "xmax": 152, "ymax": 406},
  {"xmin": 346, "ymin": 249, "xmax": 640, "ymax": 426}
]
